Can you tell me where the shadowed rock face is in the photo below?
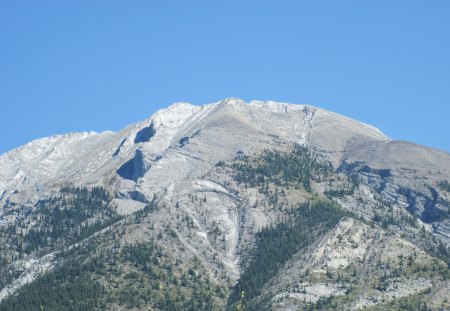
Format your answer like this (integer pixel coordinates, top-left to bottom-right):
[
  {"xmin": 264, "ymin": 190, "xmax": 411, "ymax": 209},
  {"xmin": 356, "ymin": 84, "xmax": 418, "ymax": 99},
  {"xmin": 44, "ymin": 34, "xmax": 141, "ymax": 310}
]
[
  {"xmin": 134, "ymin": 122, "xmax": 156, "ymax": 143},
  {"xmin": 117, "ymin": 149, "xmax": 148, "ymax": 181},
  {"xmin": 339, "ymin": 140, "xmax": 450, "ymax": 230}
]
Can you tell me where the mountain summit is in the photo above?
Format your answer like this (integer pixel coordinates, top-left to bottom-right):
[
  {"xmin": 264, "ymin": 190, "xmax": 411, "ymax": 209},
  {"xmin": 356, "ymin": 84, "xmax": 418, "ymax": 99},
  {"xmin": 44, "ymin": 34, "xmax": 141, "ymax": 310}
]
[
  {"xmin": 1, "ymin": 99, "xmax": 449, "ymax": 310},
  {"xmin": 0, "ymin": 98, "xmax": 388, "ymax": 205}
]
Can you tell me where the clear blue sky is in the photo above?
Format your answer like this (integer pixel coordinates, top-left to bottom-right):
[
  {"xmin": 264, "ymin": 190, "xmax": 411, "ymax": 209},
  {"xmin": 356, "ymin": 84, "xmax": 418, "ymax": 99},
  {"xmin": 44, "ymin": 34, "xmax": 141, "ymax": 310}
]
[{"xmin": 1, "ymin": 1, "xmax": 449, "ymax": 155}]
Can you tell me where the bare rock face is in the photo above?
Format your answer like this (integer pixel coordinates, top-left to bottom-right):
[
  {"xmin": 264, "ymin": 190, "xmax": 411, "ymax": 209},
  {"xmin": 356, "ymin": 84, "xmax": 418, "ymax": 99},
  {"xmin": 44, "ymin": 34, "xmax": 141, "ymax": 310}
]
[
  {"xmin": 0, "ymin": 98, "xmax": 390, "ymax": 208},
  {"xmin": 0, "ymin": 98, "xmax": 449, "ymax": 310},
  {"xmin": 339, "ymin": 140, "xmax": 450, "ymax": 243}
]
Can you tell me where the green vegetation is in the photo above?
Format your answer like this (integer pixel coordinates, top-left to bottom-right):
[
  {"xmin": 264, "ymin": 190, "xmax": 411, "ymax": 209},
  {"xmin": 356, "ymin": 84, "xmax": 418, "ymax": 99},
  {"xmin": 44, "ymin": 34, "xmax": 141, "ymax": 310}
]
[
  {"xmin": 420, "ymin": 230, "xmax": 450, "ymax": 268},
  {"xmin": 0, "ymin": 236, "xmax": 221, "ymax": 311},
  {"xmin": 0, "ymin": 186, "xmax": 122, "ymax": 291},
  {"xmin": 0, "ymin": 187, "xmax": 121, "ymax": 257},
  {"xmin": 225, "ymin": 144, "xmax": 356, "ymax": 310},
  {"xmin": 231, "ymin": 144, "xmax": 331, "ymax": 192},
  {"xmin": 362, "ymin": 294, "xmax": 435, "ymax": 311},
  {"xmin": 2, "ymin": 144, "xmax": 450, "ymax": 310},
  {"xmin": 228, "ymin": 200, "xmax": 351, "ymax": 310},
  {"xmin": 118, "ymin": 243, "xmax": 218, "ymax": 310},
  {"xmin": 0, "ymin": 257, "xmax": 106, "ymax": 311},
  {"xmin": 25, "ymin": 187, "xmax": 121, "ymax": 253},
  {"xmin": 372, "ymin": 209, "xmax": 418, "ymax": 229},
  {"xmin": 437, "ymin": 180, "xmax": 450, "ymax": 192}
]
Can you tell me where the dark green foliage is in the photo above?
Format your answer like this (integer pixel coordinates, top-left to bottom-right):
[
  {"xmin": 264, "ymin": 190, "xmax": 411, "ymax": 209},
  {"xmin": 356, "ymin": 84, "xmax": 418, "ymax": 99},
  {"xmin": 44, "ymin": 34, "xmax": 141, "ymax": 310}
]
[
  {"xmin": 3, "ymin": 143, "xmax": 449, "ymax": 310},
  {"xmin": 324, "ymin": 188, "xmax": 354, "ymax": 198},
  {"xmin": 228, "ymin": 200, "xmax": 351, "ymax": 310},
  {"xmin": 362, "ymin": 294, "xmax": 433, "ymax": 311},
  {"xmin": 437, "ymin": 180, "xmax": 450, "ymax": 192},
  {"xmin": 132, "ymin": 197, "xmax": 158, "ymax": 218},
  {"xmin": 0, "ymin": 186, "xmax": 122, "ymax": 291},
  {"xmin": 0, "ymin": 258, "xmax": 105, "ymax": 311},
  {"xmin": 1, "ymin": 238, "xmax": 219, "ymax": 311},
  {"xmin": 226, "ymin": 144, "xmax": 353, "ymax": 310},
  {"xmin": 216, "ymin": 160, "xmax": 226, "ymax": 167},
  {"xmin": 231, "ymin": 144, "xmax": 331, "ymax": 191},
  {"xmin": 372, "ymin": 211, "xmax": 417, "ymax": 229},
  {"xmin": 118, "ymin": 242, "xmax": 217, "ymax": 310},
  {"xmin": 420, "ymin": 232, "xmax": 450, "ymax": 268},
  {"xmin": 122, "ymin": 242, "xmax": 160, "ymax": 276},
  {"xmin": 23, "ymin": 187, "xmax": 121, "ymax": 253}
]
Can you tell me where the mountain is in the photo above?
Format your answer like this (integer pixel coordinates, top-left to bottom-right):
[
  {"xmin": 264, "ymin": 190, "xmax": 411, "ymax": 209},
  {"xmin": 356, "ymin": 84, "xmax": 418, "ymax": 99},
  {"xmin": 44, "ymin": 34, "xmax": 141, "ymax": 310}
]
[{"xmin": 0, "ymin": 98, "xmax": 449, "ymax": 310}]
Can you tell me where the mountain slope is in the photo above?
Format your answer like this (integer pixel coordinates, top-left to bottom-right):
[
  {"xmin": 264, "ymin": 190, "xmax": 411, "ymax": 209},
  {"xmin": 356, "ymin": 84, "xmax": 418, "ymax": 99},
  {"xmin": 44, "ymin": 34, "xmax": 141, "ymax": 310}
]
[{"xmin": 0, "ymin": 98, "xmax": 449, "ymax": 310}]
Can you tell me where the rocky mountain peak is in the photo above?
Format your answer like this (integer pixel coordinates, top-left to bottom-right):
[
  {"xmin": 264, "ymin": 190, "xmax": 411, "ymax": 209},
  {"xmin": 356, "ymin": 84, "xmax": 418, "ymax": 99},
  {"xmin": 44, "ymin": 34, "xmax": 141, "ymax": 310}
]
[{"xmin": 1, "ymin": 99, "xmax": 449, "ymax": 310}]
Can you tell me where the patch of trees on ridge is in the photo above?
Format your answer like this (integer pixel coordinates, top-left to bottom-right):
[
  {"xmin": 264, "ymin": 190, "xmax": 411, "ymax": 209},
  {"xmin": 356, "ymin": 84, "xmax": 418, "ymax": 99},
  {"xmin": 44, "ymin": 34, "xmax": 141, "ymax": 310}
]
[{"xmin": 227, "ymin": 200, "xmax": 351, "ymax": 310}]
